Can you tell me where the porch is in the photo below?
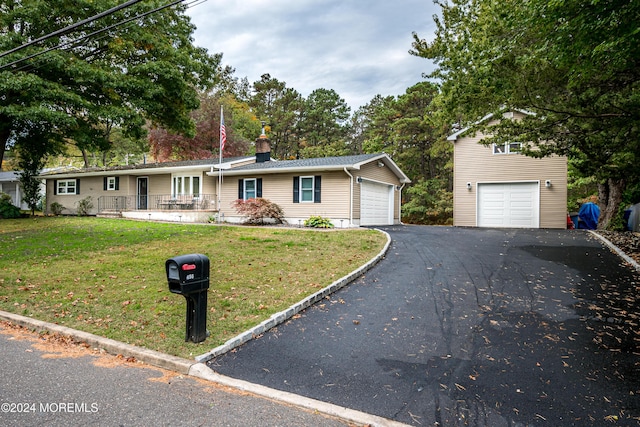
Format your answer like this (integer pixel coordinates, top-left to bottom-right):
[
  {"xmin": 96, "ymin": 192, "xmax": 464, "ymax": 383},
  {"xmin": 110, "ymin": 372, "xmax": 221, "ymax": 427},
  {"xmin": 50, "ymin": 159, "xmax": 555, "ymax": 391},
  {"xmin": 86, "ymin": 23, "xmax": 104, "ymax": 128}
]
[{"xmin": 97, "ymin": 194, "xmax": 218, "ymax": 223}]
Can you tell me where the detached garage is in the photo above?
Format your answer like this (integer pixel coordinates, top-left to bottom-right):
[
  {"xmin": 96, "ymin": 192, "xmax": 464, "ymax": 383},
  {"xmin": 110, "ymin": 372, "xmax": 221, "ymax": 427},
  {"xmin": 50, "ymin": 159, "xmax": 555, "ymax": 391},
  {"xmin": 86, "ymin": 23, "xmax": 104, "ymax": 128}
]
[{"xmin": 448, "ymin": 110, "xmax": 567, "ymax": 229}]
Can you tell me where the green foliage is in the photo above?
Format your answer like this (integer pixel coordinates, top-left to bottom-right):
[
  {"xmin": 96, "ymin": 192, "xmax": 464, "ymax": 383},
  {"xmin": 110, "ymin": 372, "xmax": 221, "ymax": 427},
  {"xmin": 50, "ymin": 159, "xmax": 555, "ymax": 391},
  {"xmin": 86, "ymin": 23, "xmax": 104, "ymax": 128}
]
[
  {"xmin": 76, "ymin": 196, "xmax": 94, "ymax": 216},
  {"xmin": 49, "ymin": 202, "xmax": 64, "ymax": 216},
  {"xmin": 249, "ymin": 74, "xmax": 304, "ymax": 159},
  {"xmin": 0, "ymin": 0, "xmax": 224, "ymax": 168},
  {"xmin": 304, "ymin": 216, "xmax": 334, "ymax": 228},
  {"xmin": 402, "ymin": 179, "xmax": 453, "ymax": 225},
  {"xmin": 0, "ymin": 192, "xmax": 21, "ymax": 219},
  {"xmin": 232, "ymin": 198, "xmax": 285, "ymax": 224},
  {"xmin": 411, "ymin": 0, "xmax": 640, "ymax": 228}
]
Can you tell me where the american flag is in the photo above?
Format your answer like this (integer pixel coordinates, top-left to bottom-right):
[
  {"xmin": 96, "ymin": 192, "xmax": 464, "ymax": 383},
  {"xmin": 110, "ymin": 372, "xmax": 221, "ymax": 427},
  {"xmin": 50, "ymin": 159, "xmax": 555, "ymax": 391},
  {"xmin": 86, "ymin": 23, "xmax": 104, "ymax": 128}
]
[{"xmin": 220, "ymin": 111, "xmax": 226, "ymax": 152}]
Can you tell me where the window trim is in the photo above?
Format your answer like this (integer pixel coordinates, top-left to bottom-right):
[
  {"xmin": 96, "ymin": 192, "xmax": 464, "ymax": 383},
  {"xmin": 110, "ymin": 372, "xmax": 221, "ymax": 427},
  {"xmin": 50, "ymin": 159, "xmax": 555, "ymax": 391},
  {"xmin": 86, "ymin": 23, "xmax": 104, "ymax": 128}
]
[
  {"xmin": 238, "ymin": 178, "xmax": 263, "ymax": 200},
  {"xmin": 56, "ymin": 179, "xmax": 79, "ymax": 195},
  {"xmin": 300, "ymin": 176, "xmax": 314, "ymax": 203},
  {"xmin": 105, "ymin": 176, "xmax": 119, "ymax": 191},
  {"xmin": 244, "ymin": 178, "xmax": 257, "ymax": 200},
  {"xmin": 493, "ymin": 142, "xmax": 522, "ymax": 155},
  {"xmin": 293, "ymin": 175, "xmax": 321, "ymax": 203},
  {"xmin": 171, "ymin": 173, "xmax": 202, "ymax": 197}
]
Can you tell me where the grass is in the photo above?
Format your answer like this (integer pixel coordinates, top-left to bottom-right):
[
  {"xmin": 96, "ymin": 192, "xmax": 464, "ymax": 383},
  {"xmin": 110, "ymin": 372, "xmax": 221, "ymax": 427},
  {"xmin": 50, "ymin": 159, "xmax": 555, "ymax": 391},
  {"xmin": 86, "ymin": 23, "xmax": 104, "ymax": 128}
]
[{"xmin": 0, "ymin": 217, "xmax": 386, "ymax": 358}]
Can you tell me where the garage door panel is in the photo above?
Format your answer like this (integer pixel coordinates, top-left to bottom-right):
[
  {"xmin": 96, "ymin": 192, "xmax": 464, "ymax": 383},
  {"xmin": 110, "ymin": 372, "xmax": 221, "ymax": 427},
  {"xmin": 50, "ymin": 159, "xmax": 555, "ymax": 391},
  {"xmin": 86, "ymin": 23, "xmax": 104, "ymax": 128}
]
[
  {"xmin": 478, "ymin": 182, "xmax": 539, "ymax": 228},
  {"xmin": 361, "ymin": 181, "xmax": 393, "ymax": 226}
]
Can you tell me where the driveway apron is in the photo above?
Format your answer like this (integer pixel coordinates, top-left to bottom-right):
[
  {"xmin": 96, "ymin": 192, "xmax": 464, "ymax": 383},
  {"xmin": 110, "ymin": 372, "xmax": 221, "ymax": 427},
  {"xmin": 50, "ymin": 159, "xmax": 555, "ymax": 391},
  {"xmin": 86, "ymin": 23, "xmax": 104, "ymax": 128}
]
[{"xmin": 208, "ymin": 225, "xmax": 640, "ymax": 426}]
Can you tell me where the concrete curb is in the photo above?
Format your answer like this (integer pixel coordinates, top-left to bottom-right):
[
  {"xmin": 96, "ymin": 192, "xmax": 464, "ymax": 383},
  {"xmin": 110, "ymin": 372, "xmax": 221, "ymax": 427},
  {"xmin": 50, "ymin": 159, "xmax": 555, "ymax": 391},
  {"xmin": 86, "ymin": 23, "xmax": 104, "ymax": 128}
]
[
  {"xmin": 0, "ymin": 310, "xmax": 195, "ymax": 375},
  {"xmin": 188, "ymin": 363, "xmax": 411, "ymax": 427},
  {"xmin": 589, "ymin": 230, "xmax": 640, "ymax": 273},
  {"xmin": 194, "ymin": 228, "xmax": 392, "ymax": 363}
]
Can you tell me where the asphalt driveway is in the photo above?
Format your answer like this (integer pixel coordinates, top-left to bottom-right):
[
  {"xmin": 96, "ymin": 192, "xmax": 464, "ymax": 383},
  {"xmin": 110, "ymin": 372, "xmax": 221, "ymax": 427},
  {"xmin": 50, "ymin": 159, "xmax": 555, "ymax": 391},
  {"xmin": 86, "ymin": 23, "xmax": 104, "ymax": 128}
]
[{"xmin": 208, "ymin": 225, "xmax": 640, "ymax": 426}]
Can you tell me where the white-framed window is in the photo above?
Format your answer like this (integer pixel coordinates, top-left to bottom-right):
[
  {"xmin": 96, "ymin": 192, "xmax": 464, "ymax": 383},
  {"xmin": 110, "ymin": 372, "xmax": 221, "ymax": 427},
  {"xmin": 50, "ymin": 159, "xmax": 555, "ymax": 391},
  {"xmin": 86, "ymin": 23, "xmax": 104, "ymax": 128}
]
[
  {"xmin": 56, "ymin": 179, "xmax": 78, "ymax": 195},
  {"xmin": 238, "ymin": 178, "xmax": 262, "ymax": 200},
  {"xmin": 107, "ymin": 177, "xmax": 117, "ymax": 191},
  {"xmin": 493, "ymin": 142, "xmax": 522, "ymax": 155},
  {"xmin": 293, "ymin": 175, "xmax": 321, "ymax": 203},
  {"xmin": 172, "ymin": 174, "xmax": 201, "ymax": 197},
  {"xmin": 244, "ymin": 178, "xmax": 256, "ymax": 200},
  {"xmin": 300, "ymin": 176, "xmax": 314, "ymax": 202}
]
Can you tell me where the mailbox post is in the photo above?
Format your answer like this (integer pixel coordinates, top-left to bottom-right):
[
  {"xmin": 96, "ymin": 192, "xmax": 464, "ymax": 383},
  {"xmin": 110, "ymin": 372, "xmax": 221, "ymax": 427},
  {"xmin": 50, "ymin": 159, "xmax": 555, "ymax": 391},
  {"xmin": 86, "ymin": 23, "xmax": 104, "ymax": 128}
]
[{"xmin": 165, "ymin": 254, "xmax": 210, "ymax": 343}]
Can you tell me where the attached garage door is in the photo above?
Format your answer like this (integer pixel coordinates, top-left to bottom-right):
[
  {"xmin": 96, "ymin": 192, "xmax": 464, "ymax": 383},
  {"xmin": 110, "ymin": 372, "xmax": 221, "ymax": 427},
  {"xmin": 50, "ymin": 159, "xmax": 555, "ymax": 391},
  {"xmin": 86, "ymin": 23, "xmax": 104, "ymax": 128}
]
[
  {"xmin": 360, "ymin": 181, "xmax": 393, "ymax": 225},
  {"xmin": 477, "ymin": 182, "xmax": 539, "ymax": 228}
]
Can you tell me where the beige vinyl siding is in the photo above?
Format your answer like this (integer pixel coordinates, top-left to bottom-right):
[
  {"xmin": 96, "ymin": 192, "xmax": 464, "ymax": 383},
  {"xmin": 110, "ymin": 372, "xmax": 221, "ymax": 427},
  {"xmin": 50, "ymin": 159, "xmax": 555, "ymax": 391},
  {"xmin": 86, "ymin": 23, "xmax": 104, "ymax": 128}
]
[
  {"xmin": 219, "ymin": 171, "xmax": 352, "ymax": 222},
  {"xmin": 454, "ymin": 132, "xmax": 567, "ymax": 228}
]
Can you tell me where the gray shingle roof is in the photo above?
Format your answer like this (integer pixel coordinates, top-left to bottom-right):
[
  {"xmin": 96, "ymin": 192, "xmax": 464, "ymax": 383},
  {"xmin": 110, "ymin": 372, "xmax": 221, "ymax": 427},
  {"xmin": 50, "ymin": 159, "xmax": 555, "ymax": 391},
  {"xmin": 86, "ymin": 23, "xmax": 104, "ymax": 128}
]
[{"xmin": 229, "ymin": 153, "xmax": 383, "ymax": 171}]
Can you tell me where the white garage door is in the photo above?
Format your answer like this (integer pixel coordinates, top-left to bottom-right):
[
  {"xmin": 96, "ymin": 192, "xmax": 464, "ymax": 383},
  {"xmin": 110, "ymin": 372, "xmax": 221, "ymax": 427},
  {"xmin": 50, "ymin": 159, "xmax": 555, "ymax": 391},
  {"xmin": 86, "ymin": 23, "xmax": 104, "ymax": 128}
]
[
  {"xmin": 361, "ymin": 181, "xmax": 393, "ymax": 225},
  {"xmin": 477, "ymin": 182, "xmax": 539, "ymax": 228}
]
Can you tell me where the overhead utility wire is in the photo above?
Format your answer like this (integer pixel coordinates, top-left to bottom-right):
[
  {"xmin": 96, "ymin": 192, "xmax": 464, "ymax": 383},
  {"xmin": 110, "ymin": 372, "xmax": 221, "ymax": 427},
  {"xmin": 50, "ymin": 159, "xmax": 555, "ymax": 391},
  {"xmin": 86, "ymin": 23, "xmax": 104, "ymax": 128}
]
[
  {"xmin": 0, "ymin": 0, "xmax": 147, "ymax": 60},
  {"xmin": 0, "ymin": 0, "xmax": 195, "ymax": 72}
]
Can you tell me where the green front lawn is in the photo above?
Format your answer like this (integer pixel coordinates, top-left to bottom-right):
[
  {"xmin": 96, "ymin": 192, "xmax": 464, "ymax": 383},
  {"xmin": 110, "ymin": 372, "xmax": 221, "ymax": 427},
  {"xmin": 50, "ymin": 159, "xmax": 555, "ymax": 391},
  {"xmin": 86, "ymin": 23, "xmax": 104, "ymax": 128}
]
[{"xmin": 0, "ymin": 217, "xmax": 386, "ymax": 358}]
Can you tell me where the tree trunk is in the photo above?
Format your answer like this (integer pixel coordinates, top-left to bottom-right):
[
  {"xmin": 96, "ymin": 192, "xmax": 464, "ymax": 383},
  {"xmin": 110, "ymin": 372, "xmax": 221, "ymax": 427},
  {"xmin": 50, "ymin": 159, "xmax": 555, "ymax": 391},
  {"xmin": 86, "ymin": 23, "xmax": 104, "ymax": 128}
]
[
  {"xmin": 81, "ymin": 148, "xmax": 89, "ymax": 169},
  {"xmin": 597, "ymin": 178, "xmax": 625, "ymax": 230},
  {"xmin": 0, "ymin": 127, "xmax": 10, "ymax": 171}
]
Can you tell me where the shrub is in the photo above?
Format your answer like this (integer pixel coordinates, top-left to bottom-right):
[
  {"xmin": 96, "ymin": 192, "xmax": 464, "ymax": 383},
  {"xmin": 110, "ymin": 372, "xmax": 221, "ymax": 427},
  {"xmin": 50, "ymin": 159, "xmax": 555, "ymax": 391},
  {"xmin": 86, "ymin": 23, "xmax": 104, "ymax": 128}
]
[
  {"xmin": 49, "ymin": 202, "xmax": 64, "ymax": 216},
  {"xmin": 76, "ymin": 196, "xmax": 94, "ymax": 216},
  {"xmin": 0, "ymin": 192, "xmax": 21, "ymax": 219},
  {"xmin": 232, "ymin": 198, "xmax": 285, "ymax": 225},
  {"xmin": 304, "ymin": 215, "xmax": 334, "ymax": 228}
]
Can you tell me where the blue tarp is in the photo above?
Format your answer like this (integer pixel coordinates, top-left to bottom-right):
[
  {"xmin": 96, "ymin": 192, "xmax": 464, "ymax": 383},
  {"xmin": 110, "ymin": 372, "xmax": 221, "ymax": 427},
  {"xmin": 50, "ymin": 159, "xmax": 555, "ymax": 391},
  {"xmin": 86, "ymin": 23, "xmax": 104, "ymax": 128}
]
[{"xmin": 578, "ymin": 202, "xmax": 600, "ymax": 229}]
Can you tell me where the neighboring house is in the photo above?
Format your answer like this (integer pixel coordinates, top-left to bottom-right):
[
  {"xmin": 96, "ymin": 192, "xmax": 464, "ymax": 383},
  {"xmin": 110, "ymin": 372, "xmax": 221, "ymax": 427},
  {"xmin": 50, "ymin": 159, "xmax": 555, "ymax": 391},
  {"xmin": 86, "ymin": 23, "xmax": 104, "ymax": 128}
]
[
  {"xmin": 0, "ymin": 171, "xmax": 27, "ymax": 210},
  {"xmin": 447, "ymin": 111, "xmax": 567, "ymax": 229},
  {"xmin": 0, "ymin": 171, "xmax": 47, "ymax": 211},
  {"xmin": 40, "ymin": 135, "xmax": 410, "ymax": 227}
]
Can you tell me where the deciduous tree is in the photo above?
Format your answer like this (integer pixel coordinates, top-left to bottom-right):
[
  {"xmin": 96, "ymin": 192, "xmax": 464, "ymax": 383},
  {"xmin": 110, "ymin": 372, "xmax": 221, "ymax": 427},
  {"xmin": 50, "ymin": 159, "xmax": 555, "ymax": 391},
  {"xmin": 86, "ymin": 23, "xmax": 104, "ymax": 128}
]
[
  {"xmin": 411, "ymin": 0, "xmax": 640, "ymax": 228},
  {"xmin": 0, "ymin": 0, "xmax": 225, "ymax": 169}
]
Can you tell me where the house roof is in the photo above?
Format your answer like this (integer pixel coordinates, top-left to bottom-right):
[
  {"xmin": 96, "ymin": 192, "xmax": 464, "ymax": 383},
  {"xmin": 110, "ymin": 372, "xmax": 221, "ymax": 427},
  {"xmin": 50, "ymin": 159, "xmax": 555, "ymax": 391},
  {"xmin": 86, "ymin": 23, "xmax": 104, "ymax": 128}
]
[
  {"xmin": 0, "ymin": 171, "xmax": 20, "ymax": 182},
  {"xmin": 209, "ymin": 153, "xmax": 411, "ymax": 183},
  {"xmin": 447, "ymin": 109, "xmax": 534, "ymax": 142},
  {"xmin": 38, "ymin": 156, "xmax": 254, "ymax": 179},
  {"xmin": 39, "ymin": 153, "xmax": 411, "ymax": 183}
]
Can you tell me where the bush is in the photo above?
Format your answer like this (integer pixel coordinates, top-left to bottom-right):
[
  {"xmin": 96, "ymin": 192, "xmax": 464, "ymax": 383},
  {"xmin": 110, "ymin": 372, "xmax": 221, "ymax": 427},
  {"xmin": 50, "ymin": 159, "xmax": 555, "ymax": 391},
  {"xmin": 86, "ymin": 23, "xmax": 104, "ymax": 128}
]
[
  {"xmin": 76, "ymin": 196, "xmax": 94, "ymax": 216},
  {"xmin": 0, "ymin": 192, "xmax": 21, "ymax": 219},
  {"xmin": 232, "ymin": 198, "xmax": 285, "ymax": 225},
  {"xmin": 49, "ymin": 202, "xmax": 64, "ymax": 216},
  {"xmin": 304, "ymin": 216, "xmax": 334, "ymax": 228}
]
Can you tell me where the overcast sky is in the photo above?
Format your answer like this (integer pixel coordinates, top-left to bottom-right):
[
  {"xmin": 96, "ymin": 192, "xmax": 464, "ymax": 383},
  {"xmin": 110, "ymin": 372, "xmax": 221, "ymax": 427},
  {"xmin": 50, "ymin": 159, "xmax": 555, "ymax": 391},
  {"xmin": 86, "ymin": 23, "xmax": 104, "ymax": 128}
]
[{"xmin": 185, "ymin": 0, "xmax": 439, "ymax": 111}]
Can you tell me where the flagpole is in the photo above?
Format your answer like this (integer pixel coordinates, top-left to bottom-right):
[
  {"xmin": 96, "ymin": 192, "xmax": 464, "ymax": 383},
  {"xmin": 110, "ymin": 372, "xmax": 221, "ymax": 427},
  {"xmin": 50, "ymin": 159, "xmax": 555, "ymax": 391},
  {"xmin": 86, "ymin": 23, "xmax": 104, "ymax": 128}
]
[{"xmin": 218, "ymin": 105, "xmax": 224, "ymax": 224}]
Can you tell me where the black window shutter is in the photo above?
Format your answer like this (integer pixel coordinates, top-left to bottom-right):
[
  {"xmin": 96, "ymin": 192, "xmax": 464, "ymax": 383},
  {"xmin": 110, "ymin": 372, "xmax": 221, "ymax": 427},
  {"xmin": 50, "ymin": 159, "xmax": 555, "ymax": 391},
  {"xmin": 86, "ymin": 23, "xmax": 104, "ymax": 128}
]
[
  {"xmin": 53, "ymin": 180, "xmax": 57, "ymax": 195},
  {"xmin": 238, "ymin": 179, "xmax": 244, "ymax": 199},
  {"xmin": 293, "ymin": 176, "xmax": 299, "ymax": 203},
  {"xmin": 256, "ymin": 178, "xmax": 262, "ymax": 198},
  {"xmin": 103, "ymin": 177, "xmax": 107, "ymax": 190},
  {"xmin": 115, "ymin": 177, "xmax": 120, "ymax": 191},
  {"xmin": 76, "ymin": 179, "xmax": 80, "ymax": 195},
  {"xmin": 314, "ymin": 175, "xmax": 321, "ymax": 203}
]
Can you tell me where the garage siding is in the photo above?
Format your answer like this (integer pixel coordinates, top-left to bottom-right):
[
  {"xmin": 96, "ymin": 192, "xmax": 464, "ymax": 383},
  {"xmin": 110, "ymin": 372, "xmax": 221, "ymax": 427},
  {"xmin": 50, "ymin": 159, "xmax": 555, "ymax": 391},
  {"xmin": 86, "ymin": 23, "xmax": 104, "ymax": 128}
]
[{"xmin": 453, "ymin": 124, "xmax": 567, "ymax": 229}]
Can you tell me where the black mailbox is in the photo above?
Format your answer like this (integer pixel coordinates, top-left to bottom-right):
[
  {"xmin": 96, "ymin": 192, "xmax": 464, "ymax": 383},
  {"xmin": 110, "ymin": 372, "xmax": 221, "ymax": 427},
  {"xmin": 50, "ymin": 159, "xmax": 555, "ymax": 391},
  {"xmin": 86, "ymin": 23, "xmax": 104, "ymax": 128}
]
[{"xmin": 165, "ymin": 254, "xmax": 210, "ymax": 343}]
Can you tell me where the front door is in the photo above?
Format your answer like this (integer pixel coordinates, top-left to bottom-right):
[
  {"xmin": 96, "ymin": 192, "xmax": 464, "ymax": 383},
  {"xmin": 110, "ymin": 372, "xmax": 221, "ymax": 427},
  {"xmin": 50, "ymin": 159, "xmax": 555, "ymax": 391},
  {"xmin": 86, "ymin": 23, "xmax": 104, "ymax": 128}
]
[{"xmin": 137, "ymin": 177, "xmax": 148, "ymax": 210}]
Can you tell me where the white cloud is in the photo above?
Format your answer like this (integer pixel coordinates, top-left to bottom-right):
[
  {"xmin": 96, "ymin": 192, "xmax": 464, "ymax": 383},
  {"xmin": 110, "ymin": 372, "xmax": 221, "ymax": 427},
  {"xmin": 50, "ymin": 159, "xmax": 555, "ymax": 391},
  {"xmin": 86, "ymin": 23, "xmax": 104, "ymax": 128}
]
[{"xmin": 185, "ymin": 0, "xmax": 438, "ymax": 110}]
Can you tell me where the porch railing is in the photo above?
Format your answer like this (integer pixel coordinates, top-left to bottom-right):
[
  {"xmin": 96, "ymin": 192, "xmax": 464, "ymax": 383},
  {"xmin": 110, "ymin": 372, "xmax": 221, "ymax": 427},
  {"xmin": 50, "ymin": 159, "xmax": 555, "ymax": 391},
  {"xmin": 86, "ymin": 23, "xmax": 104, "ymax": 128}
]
[{"xmin": 98, "ymin": 194, "xmax": 216, "ymax": 213}]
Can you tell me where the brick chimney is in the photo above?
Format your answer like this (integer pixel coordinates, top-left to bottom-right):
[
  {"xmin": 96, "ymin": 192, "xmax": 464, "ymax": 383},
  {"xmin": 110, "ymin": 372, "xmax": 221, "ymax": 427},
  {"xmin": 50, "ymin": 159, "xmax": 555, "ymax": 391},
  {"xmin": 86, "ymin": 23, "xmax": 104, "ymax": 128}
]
[{"xmin": 255, "ymin": 123, "xmax": 271, "ymax": 163}]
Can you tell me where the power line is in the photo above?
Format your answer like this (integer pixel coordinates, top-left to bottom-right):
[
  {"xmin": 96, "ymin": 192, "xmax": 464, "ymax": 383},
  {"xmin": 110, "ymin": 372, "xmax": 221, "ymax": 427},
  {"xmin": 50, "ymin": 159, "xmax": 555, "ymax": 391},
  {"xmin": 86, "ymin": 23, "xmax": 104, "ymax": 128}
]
[
  {"xmin": 0, "ymin": 0, "xmax": 148, "ymax": 60},
  {"xmin": 0, "ymin": 0, "xmax": 197, "ymax": 72}
]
